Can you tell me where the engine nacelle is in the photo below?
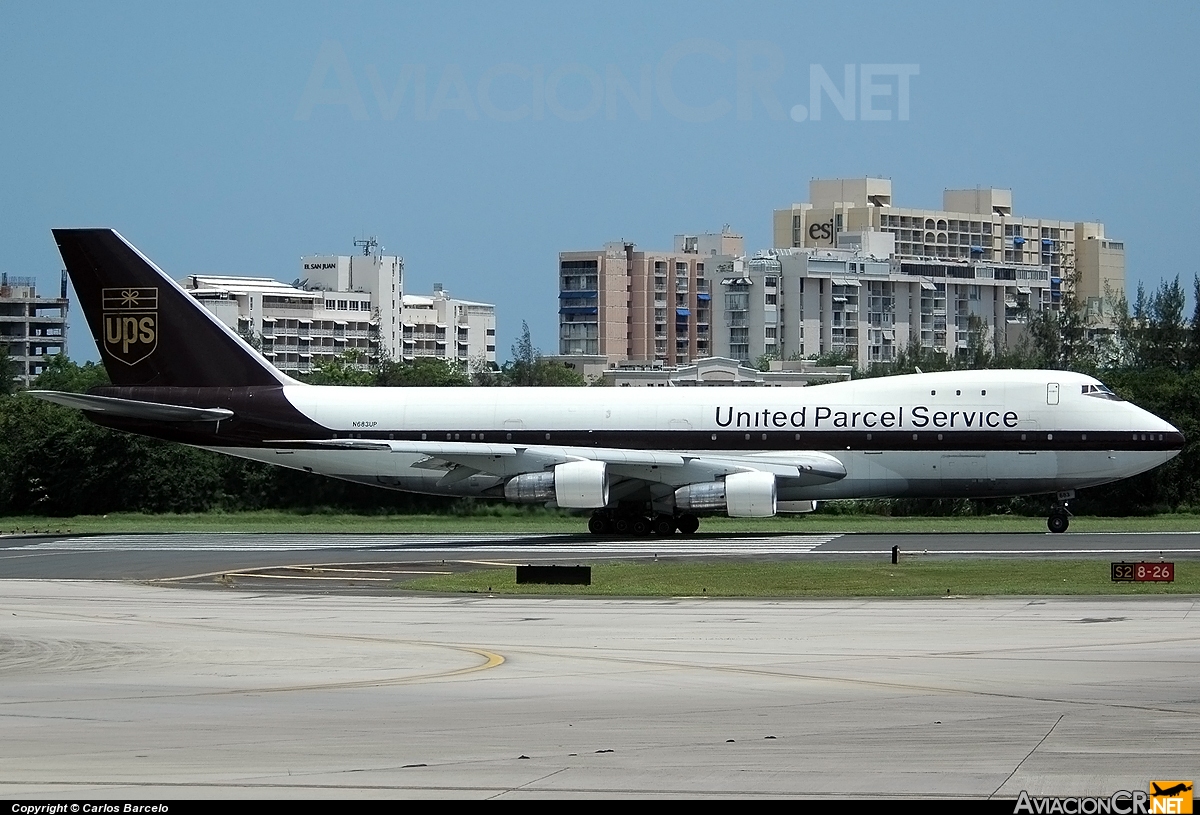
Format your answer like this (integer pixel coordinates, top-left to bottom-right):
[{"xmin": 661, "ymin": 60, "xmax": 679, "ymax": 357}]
[
  {"xmin": 674, "ymin": 471, "xmax": 777, "ymax": 517},
  {"xmin": 504, "ymin": 460, "xmax": 609, "ymax": 508},
  {"xmin": 724, "ymin": 471, "xmax": 777, "ymax": 517},
  {"xmin": 553, "ymin": 460, "xmax": 610, "ymax": 508}
]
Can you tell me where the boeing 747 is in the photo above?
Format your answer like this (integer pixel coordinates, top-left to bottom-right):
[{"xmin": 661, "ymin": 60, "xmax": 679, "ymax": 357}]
[{"xmin": 30, "ymin": 229, "xmax": 1184, "ymax": 535}]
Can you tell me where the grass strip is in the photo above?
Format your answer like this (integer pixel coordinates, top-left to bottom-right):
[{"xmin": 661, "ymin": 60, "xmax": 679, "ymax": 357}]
[{"xmin": 400, "ymin": 559, "xmax": 1200, "ymax": 597}]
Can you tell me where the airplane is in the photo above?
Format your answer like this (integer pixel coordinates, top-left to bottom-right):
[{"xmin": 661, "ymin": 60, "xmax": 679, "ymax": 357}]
[
  {"xmin": 29, "ymin": 229, "xmax": 1184, "ymax": 536},
  {"xmin": 1152, "ymin": 783, "xmax": 1193, "ymax": 797}
]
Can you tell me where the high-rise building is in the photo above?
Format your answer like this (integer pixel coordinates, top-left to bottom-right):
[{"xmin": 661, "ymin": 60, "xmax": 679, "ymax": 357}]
[
  {"xmin": 182, "ymin": 275, "xmax": 377, "ymax": 374},
  {"xmin": 184, "ymin": 240, "xmax": 496, "ymax": 375},
  {"xmin": 300, "ymin": 241, "xmax": 403, "ymax": 360},
  {"xmin": 558, "ymin": 228, "xmax": 743, "ymax": 366},
  {"xmin": 772, "ymin": 178, "xmax": 1125, "ymax": 319},
  {"xmin": 0, "ymin": 273, "xmax": 68, "ymax": 386}
]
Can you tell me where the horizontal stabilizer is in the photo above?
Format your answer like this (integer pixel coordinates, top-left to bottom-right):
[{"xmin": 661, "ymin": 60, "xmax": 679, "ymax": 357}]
[{"xmin": 28, "ymin": 390, "xmax": 234, "ymax": 423}]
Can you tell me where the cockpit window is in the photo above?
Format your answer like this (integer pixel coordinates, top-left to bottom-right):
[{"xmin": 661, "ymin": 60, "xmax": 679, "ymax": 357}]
[{"xmin": 1082, "ymin": 383, "xmax": 1123, "ymax": 401}]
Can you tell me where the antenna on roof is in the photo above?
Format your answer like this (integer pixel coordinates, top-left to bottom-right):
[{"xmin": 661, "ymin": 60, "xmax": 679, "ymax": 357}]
[{"xmin": 354, "ymin": 236, "xmax": 378, "ymax": 256}]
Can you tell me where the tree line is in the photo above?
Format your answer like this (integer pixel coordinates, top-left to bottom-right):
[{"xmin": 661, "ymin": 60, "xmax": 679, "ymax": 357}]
[{"xmin": 2, "ymin": 287, "xmax": 1199, "ymax": 518}]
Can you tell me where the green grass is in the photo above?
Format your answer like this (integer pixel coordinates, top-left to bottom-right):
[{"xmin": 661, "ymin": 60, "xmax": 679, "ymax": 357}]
[
  {"xmin": 401, "ymin": 559, "xmax": 1200, "ymax": 597},
  {"xmin": 4, "ymin": 510, "xmax": 1200, "ymax": 536}
]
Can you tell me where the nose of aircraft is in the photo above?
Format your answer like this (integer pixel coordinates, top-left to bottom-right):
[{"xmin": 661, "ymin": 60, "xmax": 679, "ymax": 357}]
[{"xmin": 1132, "ymin": 402, "xmax": 1185, "ymax": 451}]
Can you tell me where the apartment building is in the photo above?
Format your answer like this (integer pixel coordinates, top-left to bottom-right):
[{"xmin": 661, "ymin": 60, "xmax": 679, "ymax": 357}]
[
  {"xmin": 0, "ymin": 273, "xmax": 68, "ymax": 386},
  {"xmin": 184, "ymin": 243, "xmax": 496, "ymax": 374},
  {"xmin": 299, "ymin": 243, "xmax": 403, "ymax": 359},
  {"xmin": 772, "ymin": 178, "xmax": 1125, "ymax": 319},
  {"xmin": 713, "ymin": 241, "xmax": 1039, "ymax": 365},
  {"xmin": 182, "ymin": 275, "xmax": 376, "ymax": 374},
  {"xmin": 559, "ymin": 229, "xmax": 743, "ymax": 366},
  {"xmin": 401, "ymin": 285, "xmax": 497, "ymax": 366}
]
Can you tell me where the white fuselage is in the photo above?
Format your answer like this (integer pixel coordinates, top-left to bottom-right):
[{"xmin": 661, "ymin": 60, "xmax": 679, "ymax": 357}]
[{"xmin": 205, "ymin": 369, "xmax": 1181, "ymax": 508}]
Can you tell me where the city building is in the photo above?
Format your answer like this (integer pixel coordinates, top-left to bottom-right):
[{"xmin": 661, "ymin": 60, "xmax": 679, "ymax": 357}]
[
  {"xmin": 182, "ymin": 275, "xmax": 376, "ymax": 374},
  {"xmin": 543, "ymin": 354, "xmax": 852, "ymax": 387},
  {"xmin": 401, "ymin": 284, "xmax": 496, "ymax": 366},
  {"xmin": 182, "ymin": 240, "xmax": 496, "ymax": 375},
  {"xmin": 602, "ymin": 356, "xmax": 852, "ymax": 387},
  {"xmin": 772, "ymin": 178, "xmax": 1125, "ymax": 320},
  {"xmin": 0, "ymin": 272, "xmax": 68, "ymax": 386},
  {"xmin": 558, "ymin": 228, "xmax": 743, "ymax": 366},
  {"xmin": 299, "ymin": 239, "xmax": 404, "ymax": 360}
]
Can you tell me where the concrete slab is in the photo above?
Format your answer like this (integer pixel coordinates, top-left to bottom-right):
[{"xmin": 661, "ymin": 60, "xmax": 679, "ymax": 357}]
[{"xmin": 0, "ymin": 581, "xmax": 1195, "ymax": 798}]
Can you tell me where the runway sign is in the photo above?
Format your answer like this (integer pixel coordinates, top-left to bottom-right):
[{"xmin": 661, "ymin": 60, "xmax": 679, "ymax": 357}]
[
  {"xmin": 1111, "ymin": 562, "xmax": 1175, "ymax": 582},
  {"xmin": 516, "ymin": 565, "xmax": 592, "ymax": 585}
]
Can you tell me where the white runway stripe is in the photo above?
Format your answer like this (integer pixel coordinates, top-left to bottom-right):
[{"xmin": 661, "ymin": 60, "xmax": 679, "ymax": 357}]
[{"xmin": 11, "ymin": 533, "xmax": 840, "ymax": 556}]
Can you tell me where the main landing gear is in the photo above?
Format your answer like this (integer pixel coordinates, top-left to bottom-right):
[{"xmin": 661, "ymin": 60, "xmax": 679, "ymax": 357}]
[
  {"xmin": 1047, "ymin": 491, "xmax": 1074, "ymax": 533},
  {"xmin": 588, "ymin": 509, "xmax": 700, "ymax": 537}
]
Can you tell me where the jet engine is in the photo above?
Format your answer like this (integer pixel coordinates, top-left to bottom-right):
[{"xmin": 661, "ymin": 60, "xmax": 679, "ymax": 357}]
[
  {"xmin": 674, "ymin": 471, "xmax": 777, "ymax": 517},
  {"xmin": 503, "ymin": 460, "xmax": 609, "ymax": 508}
]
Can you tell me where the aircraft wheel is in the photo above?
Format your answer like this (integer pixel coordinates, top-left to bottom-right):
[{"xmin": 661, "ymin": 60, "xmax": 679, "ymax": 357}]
[
  {"xmin": 1047, "ymin": 512, "xmax": 1069, "ymax": 534},
  {"xmin": 613, "ymin": 515, "xmax": 631, "ymax": 535},
  {"xmin": 630, "ymin": 516, "xmax": 651, "ymax": 537},
  {"xmin": 588, "ymin": 512, "xmax": 610, "ymax": 535},
  {"xmin": 651, "ymin": 515, "xmax": 676, "ymax": 536},
  {"xmin": 676, "ymin": 514, "xmax": 700, "ymax": 536}
]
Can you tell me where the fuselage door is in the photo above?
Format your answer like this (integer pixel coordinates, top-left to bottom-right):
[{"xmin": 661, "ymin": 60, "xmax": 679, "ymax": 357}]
[{"xmin": 1046, "ymin": 383, "xmax": 1060, "ymax": 405}]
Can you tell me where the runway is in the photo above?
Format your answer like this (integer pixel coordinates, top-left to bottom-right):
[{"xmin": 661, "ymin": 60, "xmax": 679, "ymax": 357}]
[
  {"xmin": 0, "ymin": 532, "xmax": 1196, "ymax": 799},
  {"xmin": 2, "ymin": 530, "xmax": 1199, "ymax": 583}
]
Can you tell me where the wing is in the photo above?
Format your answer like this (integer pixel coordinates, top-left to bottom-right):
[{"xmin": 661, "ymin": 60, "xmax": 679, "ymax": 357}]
[{"xmin": 266, "ymin": 438, "xmax": 847, "ymax": 488}]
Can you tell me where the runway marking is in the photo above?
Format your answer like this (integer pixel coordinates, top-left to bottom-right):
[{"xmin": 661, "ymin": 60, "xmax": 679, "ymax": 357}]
[
  {"xmin": 0, "ymin": 604, "xmax": 509, "ymax": 699},
  {"xmin": 7, "ymin": 533, "xmax": 841, "ymax": 556},
  {"xmin": 271, "ymin": 566, "xmax": 454, "ymax": 576},
  {"xmin": 222, "ymin": 573, "xmax": 394, "ymax": 582}
]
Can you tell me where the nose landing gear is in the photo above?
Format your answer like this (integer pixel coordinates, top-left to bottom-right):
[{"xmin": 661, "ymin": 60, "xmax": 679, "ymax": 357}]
[
  {"xmin": 1047, "ymin": 490, "xmax": 1074, "ymax": 533},
  {"xmin": 1047, "ymin": 509, "xmax": 1070, "ymax": 534}
]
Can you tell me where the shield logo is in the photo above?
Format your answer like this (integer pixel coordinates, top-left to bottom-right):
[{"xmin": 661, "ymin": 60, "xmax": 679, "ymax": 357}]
[{"xmin": 101, "ymin": 287, "xmax": 158, "ymax": 366}]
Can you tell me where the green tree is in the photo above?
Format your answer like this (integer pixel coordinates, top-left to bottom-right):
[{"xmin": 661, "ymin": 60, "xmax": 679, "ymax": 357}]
[
  {"xmin": 237, "ymin": 325, "xmax": 263, "ymax": 352},
  {"xmin": 959, "ymin": 315, "xmax": 995, "ymax": 371},
  {"xmin": 1187, "ymin": 276, "xmax": 1200, "ymax": 371},
  {"xmin": 31, "ymin": 355, "xmax": 110, "ymax": 393},
  {"xmin": 1143, "ymin": 276, "xmax": 1187, "ymax": 371},
  {"xmin": 376, "ymin": 357, "xmax": 471, "ymax": 387},
  {"xmin": 1112, "ymin": 278, "xmax": 1188, "ymax": 372},
  {"xmin": 0, "ymin": 344, "xmax": 19, "ymax": 396},
  {"xmin": 302, "ymin": 352, "xmax": 375, "ymax": 386},
  {"xmin": 1022, "ymin": 258, "xmax": 1094, "ymax": 371},
  {"xmin": 502, "ymin": 321, "xmax": 585, "ymax": 386}
]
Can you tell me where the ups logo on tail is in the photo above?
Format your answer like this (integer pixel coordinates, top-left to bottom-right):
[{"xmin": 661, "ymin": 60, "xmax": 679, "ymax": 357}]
[{"xmin": 102, "ymin": 287, "xmax": 158, "ymax": 365}]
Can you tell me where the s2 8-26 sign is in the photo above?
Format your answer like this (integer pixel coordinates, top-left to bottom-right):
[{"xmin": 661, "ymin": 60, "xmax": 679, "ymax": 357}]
[{"xmin": 1111, "ymin": 562, "xmax": 1175, "ymax": 582}]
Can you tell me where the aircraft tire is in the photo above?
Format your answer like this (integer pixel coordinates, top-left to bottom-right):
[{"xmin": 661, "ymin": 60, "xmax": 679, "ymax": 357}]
[
  {"xmin": 677, "ymin": 514, "xmax": 700, "ymax": 536},
  {"xmin": 651, "ymin": 515, "xmax": 675, "ymax": 536},
  {"xmin": 1047, "ymin": 512, "xmax": 1069, "ymax": 534},
  {"xmin": 630, "ymin": 516, "xmax": 651, "ymax": 537},
  {"xmin": 588, "ymin": 513, "xmax": 610, "ymax": 535}
]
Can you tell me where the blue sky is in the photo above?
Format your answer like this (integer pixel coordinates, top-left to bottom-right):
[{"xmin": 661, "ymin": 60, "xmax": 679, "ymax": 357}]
[{"xmin": 2, "ymin": 1, "xmax": 1197, "ymax": 362}]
